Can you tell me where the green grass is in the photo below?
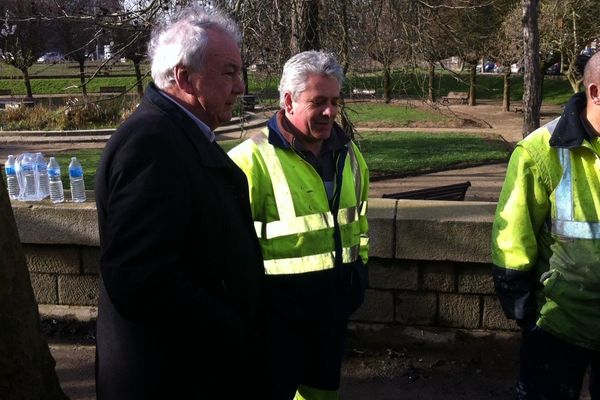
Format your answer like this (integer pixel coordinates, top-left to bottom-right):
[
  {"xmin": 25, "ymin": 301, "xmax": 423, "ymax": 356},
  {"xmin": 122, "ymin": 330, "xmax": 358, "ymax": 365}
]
[
  {"xmin": 46, "ymin": 132, "xmax": 508, "ymax": 190},
  {"xmin": 357, "ymin": 131, "xmax": 509, "ymax": 176},
  {"xmin": 346, "ymin": 102, "xmax": 452, "ymax": 125},
  {"xmin": 51, "ymin": 150, "xmax": 103, "ymax": 192},
  {"xmin": 1, "ymin": 64, "xmax": 574, "ymax": 105}
]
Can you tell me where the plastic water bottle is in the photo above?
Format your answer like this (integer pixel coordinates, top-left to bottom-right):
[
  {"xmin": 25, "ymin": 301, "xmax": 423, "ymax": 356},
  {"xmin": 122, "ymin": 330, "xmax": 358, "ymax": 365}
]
[
  {"xmin": 20, "ymin": 154, "xmax": 37, "ymax": 200},
  {"xmin": 36, "ymin": 153, "xmax": 50, "ymax": 199},
  {"xmin": 68, "ymin": 157, "xmax": 86, "ymax": 203},
  {"xmin": 4, "ymin": 155, "xmax": 19, "ymax": 200},
  {"xmin": 47, "ymin": 157, "xmax": 64, "ymax": 203}
]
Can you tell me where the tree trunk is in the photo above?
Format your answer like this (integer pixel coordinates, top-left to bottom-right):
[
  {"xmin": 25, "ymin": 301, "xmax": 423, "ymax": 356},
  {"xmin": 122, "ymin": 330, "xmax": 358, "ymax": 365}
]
[
  {"xmin": 503, "ymin": 71, "xmax": 511, "ymax": 112},
  {"xmin": 21, "ymin": 67, "xmax": 33, "ymax": 99},
  {"xmin": 428, "ymin": 62, "xmax": 435, "ymax": 103},
  {"xmin": 0, "ymin": 180, "xmax": 68, "ymax": 400},
  {"xmin": 522, "ymin": 0, "xmax": 541, "ymax": 137},
  {"xmin": 134, "ymin": 60, "xmax": 144, "ymax": 98},
  {"xmin": 383, "ymin": 64, "xmax": 391, "ymax": 103},
  {"xmin": 468, "ymin": 65, "xmax": 476, "ymax": 106},
  {"xmin": 299, "ymin": 0, "xmax": 320, "ymax": 51},
  {"xmin": 78, "ymin": 61, "xmax": 87, "ymax": 97}
]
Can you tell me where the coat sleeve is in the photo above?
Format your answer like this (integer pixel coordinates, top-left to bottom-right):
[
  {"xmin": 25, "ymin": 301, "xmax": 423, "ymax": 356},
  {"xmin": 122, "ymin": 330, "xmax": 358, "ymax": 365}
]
[
  {"xmin": 352, "ymin": 142, "xmax": 370, "ymax": 265},
  {"xmin": 98, "ymin": 129, "xmax": 246, "ymax": 337},
  {"xmin": 491, "ymin": 144, "xmax": 551, "ymax": 325}
]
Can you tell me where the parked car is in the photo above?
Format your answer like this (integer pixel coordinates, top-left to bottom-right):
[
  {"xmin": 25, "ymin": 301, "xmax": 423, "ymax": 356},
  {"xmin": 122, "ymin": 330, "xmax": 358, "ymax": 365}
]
[
  {"xmin": 511, "ymin": 63, "xmax": 524, "ymax": 73},
  {"xmin": 545, "ymin": 62, "xmax": 561, "ymax": 75},
  {"xmin": 37, "ymin": 52, "xmax": 63, "ymax": 63}
]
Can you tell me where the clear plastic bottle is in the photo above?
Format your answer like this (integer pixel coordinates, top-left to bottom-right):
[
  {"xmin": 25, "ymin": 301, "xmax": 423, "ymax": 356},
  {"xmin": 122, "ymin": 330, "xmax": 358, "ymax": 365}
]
[
  {"xmin": 20, "ymin": 154, "xmax": 37, "ymax": 200},
  {"xmin": 36, "ymin": 153, "xmax": 50, "ymax": 199},
  {"xmin": 47, "ymin": 157, "xmax": 64, "ymax": 203},
  {"xmin": 68, "ymin": 157, "xmax": 86, "ymax": 203},
  {"xmin": 4, "ymin": 155, "xmax": 19, "ymax": 200}
]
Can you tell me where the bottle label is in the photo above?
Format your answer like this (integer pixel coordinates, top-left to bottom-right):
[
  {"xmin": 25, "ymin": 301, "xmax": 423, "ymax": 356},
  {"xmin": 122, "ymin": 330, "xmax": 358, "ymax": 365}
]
[
  {"xmin": 5, "ymin": 166, "xmax": 15, "ymax": 174},
  {"xmin": 69, "ymin": 167, "xmax": 83, "ymax": 178},
  {"xmin": 48, "ymin": 169, "xmax": 61, "ymax": 177}
]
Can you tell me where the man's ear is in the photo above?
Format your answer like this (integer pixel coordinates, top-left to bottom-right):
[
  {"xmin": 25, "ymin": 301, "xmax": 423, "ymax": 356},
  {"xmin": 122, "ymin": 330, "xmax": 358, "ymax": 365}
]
[
  {"xmin": 588, "ymin": 83, "xmax": 600, "ymax": 105},
  {"xmin": 283, "ymin": 92, "xmax": 294, "ymax": 114},
  {"xmin": 173, "ymin": 65, "xmax": 194, "ymax": 95}
]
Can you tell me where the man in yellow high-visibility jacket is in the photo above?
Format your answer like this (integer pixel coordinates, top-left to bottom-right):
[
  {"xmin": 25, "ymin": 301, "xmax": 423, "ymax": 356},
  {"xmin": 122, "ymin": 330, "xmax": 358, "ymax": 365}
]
[
  {"xmin": 492, "ymin": 52, "xmax": 600, "ymax": 399},
  {"xmin": 229, "ymin": 51, "xmax": 369, "ymax": 400}
]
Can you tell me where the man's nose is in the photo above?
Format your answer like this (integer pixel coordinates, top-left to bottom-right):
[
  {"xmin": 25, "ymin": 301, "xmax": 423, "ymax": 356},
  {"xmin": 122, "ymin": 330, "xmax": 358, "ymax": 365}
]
[
  {"xmin": 323, "ymin": 104, "xmax": 336, "ymax": 118},
  {"xmin": 233, "ymin": 74, "xmax": 244, "ymax": 95}
]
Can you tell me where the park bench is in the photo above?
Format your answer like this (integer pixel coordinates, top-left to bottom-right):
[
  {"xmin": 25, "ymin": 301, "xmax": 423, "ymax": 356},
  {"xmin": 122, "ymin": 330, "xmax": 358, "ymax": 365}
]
[
  {"xmin": 382, "ymin": 181, "xmax": 471, "ymax": 201},
  {"xmin": 441, "ymin": 91, "xmax": 469, "ymax": 105},
  {"xmin": 0, "ymin": 89, "xmax": 12, "ymax": 96},
  {"xmin": 99, "ymin": 86, "xmax": 127, "ymax": 94}
]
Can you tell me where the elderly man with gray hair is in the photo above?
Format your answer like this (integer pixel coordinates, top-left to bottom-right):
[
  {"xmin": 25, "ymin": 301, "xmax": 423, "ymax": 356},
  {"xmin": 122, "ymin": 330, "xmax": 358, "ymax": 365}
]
[
  {"xmin": 95, "ymin": 5, "xmax": 265, "ymax": 399},
  {"xmin": 229, "ymin": 50, "xmax": 370, "ymax": 400}
]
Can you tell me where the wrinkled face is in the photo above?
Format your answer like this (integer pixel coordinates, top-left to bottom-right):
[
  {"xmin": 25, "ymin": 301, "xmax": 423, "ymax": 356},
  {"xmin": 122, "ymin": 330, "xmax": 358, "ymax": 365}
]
[
  {"xmin": 284, "ymin": 73, "xmax": 340, "ymax": 143},
  {"xmin": 187, "ymin": 30, "xmax": 244, "ymax": 130}
]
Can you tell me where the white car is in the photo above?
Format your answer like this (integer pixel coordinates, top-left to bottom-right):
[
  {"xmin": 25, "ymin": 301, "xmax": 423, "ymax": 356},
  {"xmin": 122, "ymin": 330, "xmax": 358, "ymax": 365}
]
[
  {"xmin": 37, "ymin": 52, "xmax": 63, "ymax": 63},
  {"xmin": 511, "ymin": 63, "xmax": 524, "ymax": 73}
]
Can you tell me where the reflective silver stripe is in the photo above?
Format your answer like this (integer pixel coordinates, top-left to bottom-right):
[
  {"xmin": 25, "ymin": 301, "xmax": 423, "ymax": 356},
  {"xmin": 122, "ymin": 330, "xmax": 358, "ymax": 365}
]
[
  {"xmin": 555, "ymin": 148, "xmax": 573, "ymax": 221},
  {"xmin": 254, "ymin": 204, "xmax": 366, "ymax": 239},
  {"xmin": 551, "ymin": 147, "xmax": 600, "ymax": 239},
  {"xmin": 263, "ymin": 245, "xmax": 360, "ymax": 275},
  {"xmin": 251, "ymin": 132, "xmax": 295, "ymax": 220},
  {"xmin": 250, "ymin": 130, "xmax": 366, "ymax": 239}
]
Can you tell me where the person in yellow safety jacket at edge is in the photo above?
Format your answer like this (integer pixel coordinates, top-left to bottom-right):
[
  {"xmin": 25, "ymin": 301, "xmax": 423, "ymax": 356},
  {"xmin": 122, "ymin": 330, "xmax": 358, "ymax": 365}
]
[
  {"xmin": 228, "ymin": 50, "xmax": 369, "ymax": 400},
  {"xmin": 492, "ymin": 52, "xmax": 600, "ymax": 400}
]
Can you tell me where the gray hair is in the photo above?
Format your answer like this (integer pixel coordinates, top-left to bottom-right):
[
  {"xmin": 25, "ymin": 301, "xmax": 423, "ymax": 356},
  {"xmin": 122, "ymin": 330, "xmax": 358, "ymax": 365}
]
[
  {"xmin": 583, "ymin": 51, "xmax": 600, "ymax": 90},
  {"xmin": 278, "ymin": 51, "xmax": 344, "ymax": 108},
  {"xmin": 148, "ymin": 5, "xmax": 241, "ymax": 90}
]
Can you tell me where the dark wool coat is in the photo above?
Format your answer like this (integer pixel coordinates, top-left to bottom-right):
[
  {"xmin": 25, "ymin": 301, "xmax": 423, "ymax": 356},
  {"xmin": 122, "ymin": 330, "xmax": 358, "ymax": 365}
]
[{"xmin": 95, "ymin": 83, "xmax": 265, "ymax": 399}]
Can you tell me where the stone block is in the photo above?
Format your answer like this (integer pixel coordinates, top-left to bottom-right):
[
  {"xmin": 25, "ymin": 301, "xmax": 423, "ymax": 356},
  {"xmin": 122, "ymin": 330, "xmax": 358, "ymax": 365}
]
[
  {"xmin": 30, "ymin": 273, "xmax": 58, "ymax": 304},
  {"xmin": 420, "ymin": 262, "xmax": 456, "ymax": 292},
  {"xmin": 458, "ymin": 263, "xmax": 495, "ymax": 294},
  {"xmin": 395, "ymin": 201, "xmax": 496, "ymax": 263},
  {"xmin": 438, "ymin": 293, "xmax": 480, "ymax": 328},
  {"xmin": 366, "ymin": 198, "xmax": 396, "ymax": 258},
  {"xmin": 368, "ymin": 259, "xmax": 418, "ymax": 290},
  {"xmin": 12, "ymin": 201, "xmax": 99, "ymax": 246},
  {"xmin": 395, "ymin": 291, "xmax": 437, "ymax": 325},
  {"xmin": 24, "ymin": 244, "xmax": 80, "ymax": 274},
  {"xmin": 81, "ymin": 246, "xmax": 100, "ymax": 274},
  {"xmin": 482, "ymin": 296, "xmax": 519, "ymax": 330},
  {"xmin": 58, "ymin": 275, "xmax": 99, "ymax": 306},
  {"xmin": 351, "ymin": 289, "xmax": 394, "ymax": 323}
]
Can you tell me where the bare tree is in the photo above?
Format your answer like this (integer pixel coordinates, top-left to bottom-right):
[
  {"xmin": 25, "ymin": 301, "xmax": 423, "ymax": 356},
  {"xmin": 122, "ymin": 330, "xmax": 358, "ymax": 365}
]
[
  {"xmin": 522, "ymin": 0, "xmax": 541, "ymax": 136},
  {"xmin": 0, "ymin": 0, "xmax": 45, "ymax": 99}
]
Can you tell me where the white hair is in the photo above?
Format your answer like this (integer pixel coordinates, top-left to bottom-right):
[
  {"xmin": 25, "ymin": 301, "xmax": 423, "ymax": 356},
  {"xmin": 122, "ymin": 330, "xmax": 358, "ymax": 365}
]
[
  {"xmin": 278, "ymin": 51, "xmax": 344, "ymax": 108},
  {"xmin": 148, "ymin": 5, "xmax": 241, "ymax": 90}
]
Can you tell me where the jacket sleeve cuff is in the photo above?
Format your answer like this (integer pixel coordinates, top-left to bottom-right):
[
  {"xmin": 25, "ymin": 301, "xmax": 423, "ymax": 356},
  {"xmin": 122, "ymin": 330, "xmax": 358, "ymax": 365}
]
[{"xmin": 492, "ymin": 265, "xmax": 537, "ymax": 322}]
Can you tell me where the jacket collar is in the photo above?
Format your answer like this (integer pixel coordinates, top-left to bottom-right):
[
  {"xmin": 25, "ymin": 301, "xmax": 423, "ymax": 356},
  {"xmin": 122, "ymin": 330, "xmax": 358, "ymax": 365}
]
[
  {"xmin": 549, "ymin": 92, "xmax": 595, "ymax": 148},
  {"xmin": 143, "ymin": 82, "xmax": 233, "ymax": 169},
  {"xmin": 265, "ymin": 110, "xmax": 351, "ymax": 151}
]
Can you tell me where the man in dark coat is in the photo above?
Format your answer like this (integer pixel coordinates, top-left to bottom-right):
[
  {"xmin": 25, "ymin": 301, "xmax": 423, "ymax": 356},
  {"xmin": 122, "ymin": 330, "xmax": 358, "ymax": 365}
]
[{"xmin": 94, "ymin": 5, "xmax": 265, "ymax": 399}]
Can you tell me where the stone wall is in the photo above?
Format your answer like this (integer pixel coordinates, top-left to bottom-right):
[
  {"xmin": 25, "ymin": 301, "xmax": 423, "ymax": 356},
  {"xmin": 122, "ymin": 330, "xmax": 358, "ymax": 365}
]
[{"xmin": 11, "ymin": 198, "xmax": 516, "ymax": 332}]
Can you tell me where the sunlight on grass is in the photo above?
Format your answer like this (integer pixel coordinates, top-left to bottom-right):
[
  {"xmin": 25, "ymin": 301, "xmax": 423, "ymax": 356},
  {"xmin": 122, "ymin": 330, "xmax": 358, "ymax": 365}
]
[{"xmin": 357, "ymin": 131, "xmax": 509, "ymax": 176}]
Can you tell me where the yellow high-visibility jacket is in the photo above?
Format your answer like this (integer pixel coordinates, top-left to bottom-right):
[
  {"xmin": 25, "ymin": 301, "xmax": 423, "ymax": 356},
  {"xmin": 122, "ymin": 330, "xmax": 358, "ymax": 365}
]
[
  {"xmin": 492, "ymin": 92, "xmax": 600, "ymax": 350},
  {"xmin": 228, "ymin": 117, "xmax": 369, "ymax": 319}
]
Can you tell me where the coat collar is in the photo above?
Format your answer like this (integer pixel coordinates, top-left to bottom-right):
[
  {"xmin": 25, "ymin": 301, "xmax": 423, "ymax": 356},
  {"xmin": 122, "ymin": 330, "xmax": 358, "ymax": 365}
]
[
  {"xmin": 549, "ymin": 92, "xmax": 595, "ymax": 148},
  {"xmin": 143, "ymin": 82, "xmax": 233, "ymax": 169}
]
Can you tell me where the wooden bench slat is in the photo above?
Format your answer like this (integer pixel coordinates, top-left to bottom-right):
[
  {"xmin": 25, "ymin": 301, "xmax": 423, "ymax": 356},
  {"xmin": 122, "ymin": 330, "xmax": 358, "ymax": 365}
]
[{"xmin": 382, "ymin": 181, "xmax": 471, "ymax": 201}]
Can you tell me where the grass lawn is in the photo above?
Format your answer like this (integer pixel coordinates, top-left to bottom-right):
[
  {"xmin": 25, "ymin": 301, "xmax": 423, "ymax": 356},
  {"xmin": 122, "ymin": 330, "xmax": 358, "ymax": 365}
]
[
  {"xmin": 49, "ymin": 132, "xmax": 508, "ymax": 190},
  {"xmin": 346, "ymin": 102, "xmax": 452, "ymax": 125},
  {"xmin": 357, "ymin": 131, "xmax": 509, "ymax": 177}
]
